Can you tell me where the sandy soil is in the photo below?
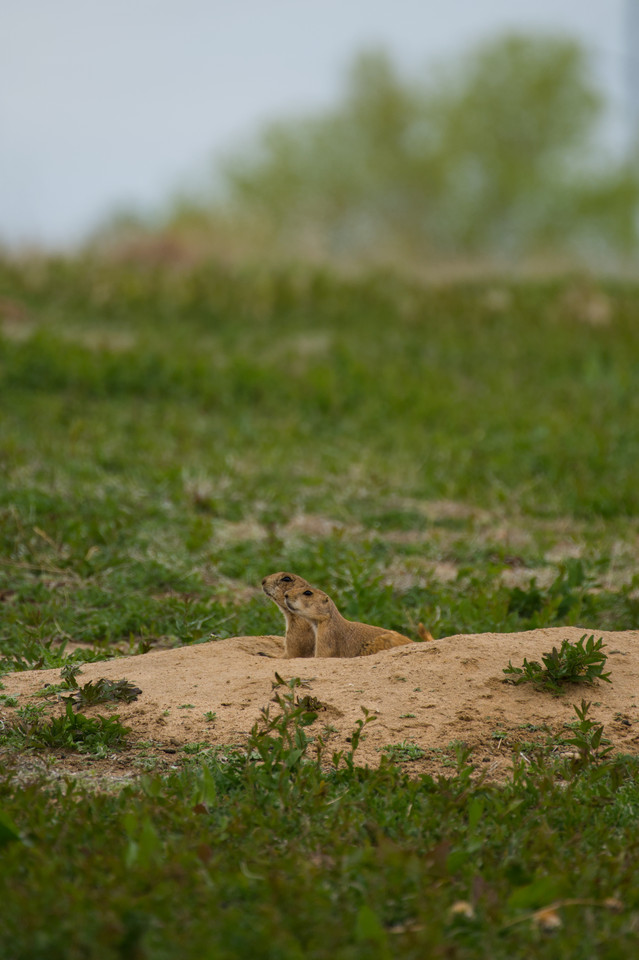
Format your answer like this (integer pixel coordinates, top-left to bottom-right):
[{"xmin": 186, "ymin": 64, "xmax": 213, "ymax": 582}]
[{"xmin": 2, "ymin": 626, "xmax": 638, "ymax": 785}]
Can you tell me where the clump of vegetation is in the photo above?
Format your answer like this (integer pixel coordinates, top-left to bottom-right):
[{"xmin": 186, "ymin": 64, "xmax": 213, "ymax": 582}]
[
  {"xmin": 1, "ymin": 223, "xmax": 639, "ymax": 956},
  {"xmin": 244, "ymin": 674, "xmax": 375, "ymax": 776},
  {"xmin": 35, "ymin": 664, "xmax": 141, "ymax": 709},
  {"xmin": 0, "ymin": 701, "xmax": 130, "ymax": 755},
  {"xmin": 382, "ymin": 741, "xmax": 427, "ymax": 762},
  {"xmin": 1, "ymin": 258, "xmax": 639, "ymax": 669},
  {"xmin": 1, "ymin": 682, "xmax": 637, "ymax": 958},
  {"xmin": 503, "ymin": 634, "xmax": 612, "ymax": 692},
  {"xmin": 118, "ymin": 34, "xmax": 639, "ymax": 267},
  {"xmin": 561, "ymin": 699, "xmax": 613, "ymax": 768},
  {"xmin": 60, "ymin": 662, "xmax": 83, "ymax": 688},
  {"xmin": 296, "ymin": 694, "xmax": 325, "ymax": 712},
  {"xmin": 0, "ymin": 640, "xmax": 114, "ymax": 676},
  {"xmin": 62, "ymin": 678, "xmax": 142, "ymax": 709}
]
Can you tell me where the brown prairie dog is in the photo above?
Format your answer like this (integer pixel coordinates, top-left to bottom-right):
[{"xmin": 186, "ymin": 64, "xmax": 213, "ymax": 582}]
[
  {"xmin": 261, "ymin": 572, "xmax": 316, "ymax": 658},
  {"xmin": 284, "ymin": 585, "xmax": 412, "ymax": 658}
]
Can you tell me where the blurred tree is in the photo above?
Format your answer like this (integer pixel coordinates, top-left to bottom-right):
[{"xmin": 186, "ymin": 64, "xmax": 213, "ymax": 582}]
[{"xmin": 218, "ymin": 35, "xmax": 639, "ymax": 262}]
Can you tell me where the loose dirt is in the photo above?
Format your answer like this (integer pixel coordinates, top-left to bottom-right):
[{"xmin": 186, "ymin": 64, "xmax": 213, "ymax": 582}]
[{"xmin": 2, "ymin": 627, "xmax": 638, "ymax": 784}]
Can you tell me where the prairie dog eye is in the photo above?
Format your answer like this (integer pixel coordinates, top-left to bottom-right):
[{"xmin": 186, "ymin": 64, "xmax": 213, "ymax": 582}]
[
  {"xmin": 303, "ymin": 590, "xmax": 313, "ymax": 596},
  {"xmin": 281, "ymin": 576, "xmax": 293, "ymax": 582}
]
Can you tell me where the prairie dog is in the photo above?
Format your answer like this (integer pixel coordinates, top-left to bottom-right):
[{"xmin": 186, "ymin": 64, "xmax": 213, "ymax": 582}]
[
  {"xmin": 261, "ymin": 572, "xmax": 316, "ymax": 658},
  {"xmin": 284, "ymin": 585, "xmax": 412, "ymax": 658}
]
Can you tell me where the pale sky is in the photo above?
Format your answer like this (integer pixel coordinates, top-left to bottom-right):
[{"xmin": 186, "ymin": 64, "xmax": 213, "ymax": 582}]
[{"xmin": 0, "ymin": 0, "xmax": 630, "ymax": 247}]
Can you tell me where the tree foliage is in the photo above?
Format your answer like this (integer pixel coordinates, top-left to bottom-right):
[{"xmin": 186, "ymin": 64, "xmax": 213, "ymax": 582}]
[{"xmin": 220, "ymin": 35, "xmax": 639, "ymax": 261}]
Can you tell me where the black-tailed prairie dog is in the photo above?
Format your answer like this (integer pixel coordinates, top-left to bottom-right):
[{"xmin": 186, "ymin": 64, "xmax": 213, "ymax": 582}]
[
  {"xmin": 284, "ymin": 584, "xmax": 412, "ymax": 658},
  {"xmin": 261, "ymin": 572, "xmax": 316, "ymax": 658}
]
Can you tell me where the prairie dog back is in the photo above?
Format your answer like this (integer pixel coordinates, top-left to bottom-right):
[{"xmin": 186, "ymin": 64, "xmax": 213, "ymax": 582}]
[{"xmin": 284, "ymin": 584, "xmax": 412, "ymax": 658}]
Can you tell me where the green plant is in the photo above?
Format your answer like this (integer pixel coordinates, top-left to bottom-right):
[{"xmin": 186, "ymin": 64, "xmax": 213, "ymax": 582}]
[
  {"xmin": 62, "ymin": 678, "xmax": 142, "ymax": 709},
  {"xmin": 503, "ymin": 634, "xmax": 611, "ymax": 692},
  {"xmin": 0, "ymin": 669, "xmax": 638, "ymax": 958},
  {"xmin": 381, "ymin": 741, "xmax": 427, "ymax": 762},
  {"xmin": 0, "ymin": 701, "xmax": 130, "ymax": 755},
  {"xmin": 246, "ymin": 674, "xmax": 320, "ymax": 775},
  {"xmin": 241, "ymin": 674, "xmax": 374, "ymax": 778},
  {"xmin": 35, "ymin": 673, "xmax": 141, "ymax": 709},
  {"xmin": 60, "ymin": 662, "xmax": 82, "ymax": 689},
  {"xmin": 296, "ymin": 695, "xmax": 325, "ymax": 712},
  {"xmin": 14, "ymin": 704, "xmax": 46, "ymax": 722},
  {"xmin": 561, "ymin": 699, "xmax": 613, "ymax": 767},
  {"xmin": 3, "ymin": 257, "xmax": 639, "ymax": 959},
  {"xmin": 210, "ymin": 37, "xmax": 639, "ymax": 262},
  {"xmin": 507, "ymin": 559, "xmax": 598, "ymax": 623}
]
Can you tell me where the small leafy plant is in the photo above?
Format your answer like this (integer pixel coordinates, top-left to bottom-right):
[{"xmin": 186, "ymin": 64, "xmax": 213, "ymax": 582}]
[
  {"xmin": 381, "ymin": 740, "xmax": 427, "ymax": 762},
  {"xmin": 503, "ymin": 634, "xmax": 611, "ymax": 693},
  {"xmin": 247, "ymin": 675, "xmax": 320, "ymax": 775},
  {"xmin": 63, "ymin": 678, "xmax": 142, "ymax": 709},
  {"xmin": 242, "ymin": 674, "xmax": 375, "ymax": 776},
  {"xmin": 0, "ymin": 701, "xmax": 131, "ymax": 755},
  {"xmin": 36, "ymin": 670, "xmax": 142, "ymax": 709},
  {"xmin": 60, "ymin": 662, "xmax": 83, "ymax": 689},
  {"xmin": 562, "ymin": 699, "xmax": 613, "ymax": 767},
  {"xmin": 15, "ymin": 704, "xmax": 47, "ymax": 723}
]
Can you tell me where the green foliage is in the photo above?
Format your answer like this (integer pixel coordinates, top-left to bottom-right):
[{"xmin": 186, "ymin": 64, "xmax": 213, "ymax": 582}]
[
  {"xmin": 14, "ymin": 703, "xmax": 46, "ymax": 723},
  {"xmin": 215, "ymin": 35, "xmax": 639, "ymax": 261},
  {"xmin": 507, "ymin": 559, "xmax": 598, "ymax": 621},
  {"xmin": 1, "ymin": 255, "xmax": 639, "ymax": 957},
  {"xmin": 62, "ymin": 677, "xmax": 143, "ymax": 709},
  {"xmin": 34, "ymin": 663, "xmax": 142, "ymax": 711},
  {"xmin": 382, "ymin": 740, "xmax": 427, "ymax": 762},
  {"xmin": 0, "ymin": 693, "xmax": 638, "ymax": 957},
  {"xmin": 0, "ymin": 637, "xmax": 115, "ymax": 676},
  {"xmin": 0, "ymin": 700, "xmax": 130, "ymax": 755},
  {"xmin": 562, "ymin": 699, "xmax": 614, "ymax": 767},
  {"xmin": 247, "ymin": 674, "xmax": 373, "ymax": 776},
  {"xmin": 0, "ymin": 812, "xmax": 21, "ymax": 849},
  {"xmin": 0, "ymin": 259, "xmax": 638, "ymax": 675},
  {"xmin": 504, "ymin": 634, "xmax": 612, "ymax": 692}
]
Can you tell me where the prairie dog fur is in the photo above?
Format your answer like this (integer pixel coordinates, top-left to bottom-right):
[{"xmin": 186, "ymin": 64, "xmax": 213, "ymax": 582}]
[
  {"xmin": 284, "ymin": 585, "xmax": 412, "ymax": 658},
  {"xmin": 261, "ymin": 572, "xmax": 316, "ymax": 658}
]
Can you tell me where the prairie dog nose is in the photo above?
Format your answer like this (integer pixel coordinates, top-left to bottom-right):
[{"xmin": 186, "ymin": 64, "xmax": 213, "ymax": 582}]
[{"xmin": 261, "ymin": 577, "xmax": 267, "ymax": 585}]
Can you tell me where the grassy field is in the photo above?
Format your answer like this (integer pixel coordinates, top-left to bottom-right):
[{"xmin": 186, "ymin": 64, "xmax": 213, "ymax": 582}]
[{"xmin": 1, "ymin": 256, "xmax": 639, "ymax": 957}]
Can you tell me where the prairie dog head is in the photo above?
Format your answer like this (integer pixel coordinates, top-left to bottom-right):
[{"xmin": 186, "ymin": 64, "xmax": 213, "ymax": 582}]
[
  {"xmin": 284, "ymin": 585, "xmax": 332, "ymax": 622},
  {"xmin": 261, "ymin": 572, "xmax": 312, "ymax": 610}
]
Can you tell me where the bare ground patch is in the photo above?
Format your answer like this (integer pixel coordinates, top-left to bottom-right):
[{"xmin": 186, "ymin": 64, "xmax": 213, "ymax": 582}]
[{"xmin": 2, "ymin": 627, "xmax": 638, "ymax": 784}]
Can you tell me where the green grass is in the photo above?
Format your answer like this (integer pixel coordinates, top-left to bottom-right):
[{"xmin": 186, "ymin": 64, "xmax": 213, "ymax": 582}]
[
  {"xmin": 0, "ymin": 682, "xmax": 638, "ymax": 957},
  {"xmin": 0, "ymin": 699, "xmax": 130, "ymax": 756},
  {"xmin": 2, "ymin": 256, "xmax": 639, "ymax": 956},
  {"xmin": 2, "ymin": 259, "xmax": 639, "ymax": 667}
]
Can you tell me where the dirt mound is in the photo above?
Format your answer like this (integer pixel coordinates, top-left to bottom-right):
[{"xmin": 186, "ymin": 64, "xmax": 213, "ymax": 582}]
[{"xmin": 3, "ymin": 627, "xmax": 638, "ymax": 781}]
